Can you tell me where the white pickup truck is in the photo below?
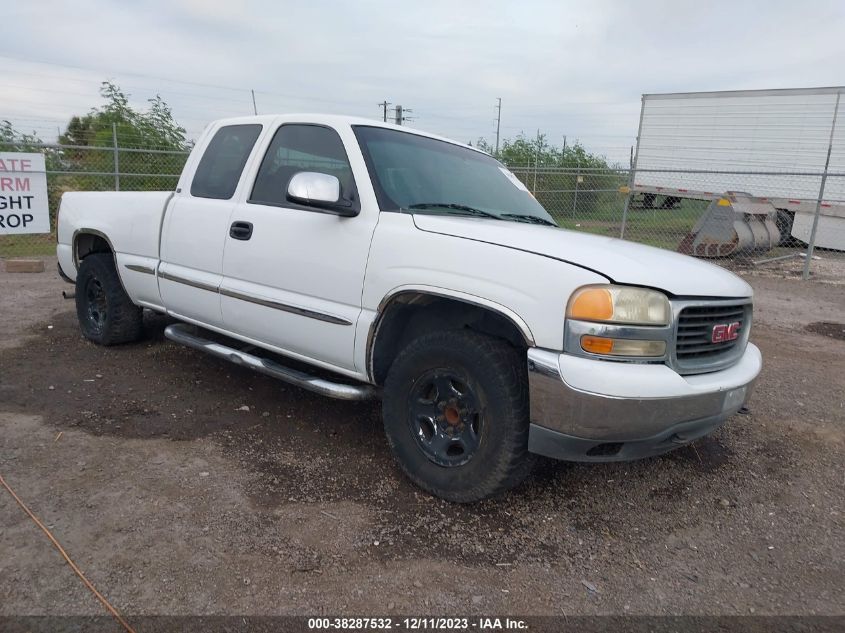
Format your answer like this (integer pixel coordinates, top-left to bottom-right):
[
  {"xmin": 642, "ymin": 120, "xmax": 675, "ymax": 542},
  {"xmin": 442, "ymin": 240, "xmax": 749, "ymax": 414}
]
[{"xmin": 56, "ymin": 115, "xmax": 762, "ymax": 501}]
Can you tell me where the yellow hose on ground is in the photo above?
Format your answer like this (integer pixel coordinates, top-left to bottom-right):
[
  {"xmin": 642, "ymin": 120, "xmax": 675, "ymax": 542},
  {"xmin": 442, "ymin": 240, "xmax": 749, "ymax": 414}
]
[{"xmin": 0, "ymin": 472, "xmax": 137, "ymax": 633}]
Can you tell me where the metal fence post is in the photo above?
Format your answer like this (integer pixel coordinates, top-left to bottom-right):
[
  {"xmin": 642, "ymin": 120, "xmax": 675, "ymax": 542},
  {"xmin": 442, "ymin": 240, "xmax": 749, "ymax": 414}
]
[
  {"xmin": 572, "ymin": 159, "xmax": 580, "ymax": 218},
  {"xmin": 620, "ymin": 96, "xmax": 646, "ymax": 239},
  {"xmin": 112, "ymin": 123, "xmax": 120, "ymax": 191},
  {"xmin": 802, "ymin": 92, "xmax": 840, "ymax": 280}
]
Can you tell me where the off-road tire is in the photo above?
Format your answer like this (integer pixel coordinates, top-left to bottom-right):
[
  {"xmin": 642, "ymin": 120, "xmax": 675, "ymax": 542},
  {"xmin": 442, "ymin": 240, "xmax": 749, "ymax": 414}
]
[
  {"xmin": 382, "ymin": 329, "xmax": 534, "ymax": 502},
  {"xmin": 75, "ymin": 252, "xmax": 143, "ymax": 346}
]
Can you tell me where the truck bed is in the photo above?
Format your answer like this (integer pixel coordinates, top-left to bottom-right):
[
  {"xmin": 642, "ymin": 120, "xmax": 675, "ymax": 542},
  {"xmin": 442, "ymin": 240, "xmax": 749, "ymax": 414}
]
[{"xmin": 56, "ymin": 191, "xmax": 173, "ymax": 297}]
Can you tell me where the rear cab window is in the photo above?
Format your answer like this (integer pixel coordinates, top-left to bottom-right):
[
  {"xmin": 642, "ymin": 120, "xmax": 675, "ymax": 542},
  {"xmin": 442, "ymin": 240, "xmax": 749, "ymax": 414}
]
[{"xmin": 191, "ymin": 124, "xmax": 263, "ymax": 199}]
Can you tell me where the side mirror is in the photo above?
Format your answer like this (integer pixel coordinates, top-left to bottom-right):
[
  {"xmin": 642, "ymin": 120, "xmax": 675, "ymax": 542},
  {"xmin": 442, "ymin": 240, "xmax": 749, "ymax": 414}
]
[{"xmin": 287, "ymin": 172, "xmax": 355, "ymax": 215}]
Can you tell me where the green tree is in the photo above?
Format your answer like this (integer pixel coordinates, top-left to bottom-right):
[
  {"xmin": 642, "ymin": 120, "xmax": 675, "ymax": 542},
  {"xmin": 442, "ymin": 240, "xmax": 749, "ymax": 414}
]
[
  {"xmin": 476, "ymin": 133, "xmax": 623, "ymax": 219},
  {"xmin": 2, "ymin": 84, "xmax": 190, "ymax": 252},
  {"xmin": 1, "ymin": 120, "xmax": 44, "ymax": 152},
  {"xmin": 60, "ymin": 114, "xmax": 97, "ymax": 146},
  {"xmin": 1, "ymin": 119, "xmax": 62, "ymax": 173},
  {"xmin": 58, "ymin": 81, "xmax": 189, "ymax": 192},
  {"xmin": 59, "ymin": 81, "xmax": 188, "ymax": 151},
  {"xmin": 477, "ymin": 132, "xmax": 609, "ymax": 169}
]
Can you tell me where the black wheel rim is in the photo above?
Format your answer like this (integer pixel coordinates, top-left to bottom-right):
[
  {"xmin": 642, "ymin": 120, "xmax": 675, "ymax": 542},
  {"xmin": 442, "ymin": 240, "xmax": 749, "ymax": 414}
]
[
  {"xmin": 84, "ymin": 277, "xmax": 107, "ymax": 333},
  {"xmin": 408, "ymin": 370, "xmax": 483, "ymax": 467}
]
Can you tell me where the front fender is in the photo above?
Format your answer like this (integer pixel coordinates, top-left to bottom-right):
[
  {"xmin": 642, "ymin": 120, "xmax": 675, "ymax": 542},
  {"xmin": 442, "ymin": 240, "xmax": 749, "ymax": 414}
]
[{"xmin": 353, "ymin": 213, "xmax": 609, "ymax": 373}]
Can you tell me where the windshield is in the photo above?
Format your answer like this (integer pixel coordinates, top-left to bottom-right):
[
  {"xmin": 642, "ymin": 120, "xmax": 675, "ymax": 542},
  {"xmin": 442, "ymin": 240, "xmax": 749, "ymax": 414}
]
[{"xmin": 353, "ymin": 126, "xmax": 556, "ymax": 225}]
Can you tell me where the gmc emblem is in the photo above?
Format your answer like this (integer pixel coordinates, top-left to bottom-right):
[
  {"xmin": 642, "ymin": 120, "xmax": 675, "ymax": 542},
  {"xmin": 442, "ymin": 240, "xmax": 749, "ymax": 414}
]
[{"xmin": 712, "ymin": 321, "xmax": 740, "ymax": 343}]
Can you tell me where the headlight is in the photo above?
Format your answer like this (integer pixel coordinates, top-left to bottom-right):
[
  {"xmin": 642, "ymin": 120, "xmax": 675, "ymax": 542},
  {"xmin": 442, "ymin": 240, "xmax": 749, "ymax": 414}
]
[{"xmin": 567, "ymin": 285, "xmax": 670, "ymax": 326}]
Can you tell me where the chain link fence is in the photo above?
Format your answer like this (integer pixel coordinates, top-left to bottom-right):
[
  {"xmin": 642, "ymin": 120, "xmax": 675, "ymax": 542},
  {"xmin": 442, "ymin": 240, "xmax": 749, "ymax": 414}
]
[
  {"xmin": 0, "ymin": 141, "xmax": 188, "ymax": 258},
  {"xmin": 2, "ymin": 143, "xmax": 843, "ymax": 281},
  {"xmin": 507, "ymin": 164, "xmax": 845, "ymax": 281}
]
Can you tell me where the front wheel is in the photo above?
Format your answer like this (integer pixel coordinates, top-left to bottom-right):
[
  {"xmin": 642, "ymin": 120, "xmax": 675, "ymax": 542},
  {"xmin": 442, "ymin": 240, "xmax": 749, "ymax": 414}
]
[
  {"xmin": 75, "ymin": 252, "xmax": 143, "ymax": 346},
  {"xmin": 382, "ymin": 330, "xmax": 533, "ymax": 502}
]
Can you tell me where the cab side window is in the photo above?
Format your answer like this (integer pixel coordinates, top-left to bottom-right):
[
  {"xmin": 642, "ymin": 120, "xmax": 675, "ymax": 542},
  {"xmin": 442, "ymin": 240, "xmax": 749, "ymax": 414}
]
[
  {"xmin": 250, "ymin": 124, "xmax": 357, "ymax": 208},
  {"xmin": 190, "ymin": 124, "xmax": 262, "ymax": 200}
]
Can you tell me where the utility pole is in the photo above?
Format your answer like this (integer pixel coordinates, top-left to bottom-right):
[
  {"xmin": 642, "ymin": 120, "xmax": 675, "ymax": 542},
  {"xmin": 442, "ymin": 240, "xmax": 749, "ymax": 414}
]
[
  {"xmin": 378, "ymin": 100, "xmax": 390, "ymax": 122},
  {"xmin": 393, "ymin": 105, "xmax": 413, "ymax": 125},
  {"xmin": 495, "ymin": 97, "xmax": 502, "ymax": 156},
  {"xmin": 251, "ymin": 89, "xmax": 258, "ymax": 115},
  {"xmin": 533, "ymin": 129, "xmax": 541, "ymax": 194}
]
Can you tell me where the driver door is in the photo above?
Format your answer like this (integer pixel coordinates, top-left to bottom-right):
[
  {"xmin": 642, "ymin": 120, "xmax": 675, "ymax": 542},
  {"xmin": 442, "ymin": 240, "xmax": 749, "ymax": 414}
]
[{"xmin": 220, "ymin": 123, "xmax": 377, "ymax": 372}]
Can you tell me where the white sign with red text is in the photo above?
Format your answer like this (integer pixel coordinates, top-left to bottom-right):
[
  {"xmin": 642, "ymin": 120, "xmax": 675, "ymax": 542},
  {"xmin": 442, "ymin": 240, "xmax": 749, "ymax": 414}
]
[{"xmin": 0, "ymin": 153, "xmax": 50, "ymax": 234}]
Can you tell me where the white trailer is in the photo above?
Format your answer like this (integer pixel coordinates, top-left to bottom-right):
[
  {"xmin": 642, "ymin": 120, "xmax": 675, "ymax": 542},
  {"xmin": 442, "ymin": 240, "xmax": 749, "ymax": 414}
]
[{"xmin": 629, "ymin": 87, "xmax": 845, "ymax": 253}]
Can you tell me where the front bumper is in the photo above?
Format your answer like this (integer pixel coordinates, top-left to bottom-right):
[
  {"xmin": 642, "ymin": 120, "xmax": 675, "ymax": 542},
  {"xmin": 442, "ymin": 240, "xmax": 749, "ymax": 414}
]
[{"xmin": 526, "ymin": 343, "xmax": 762, "ymax": 462}]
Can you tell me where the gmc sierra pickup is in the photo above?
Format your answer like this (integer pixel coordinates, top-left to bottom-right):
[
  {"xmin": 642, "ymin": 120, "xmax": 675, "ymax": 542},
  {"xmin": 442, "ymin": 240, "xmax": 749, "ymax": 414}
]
[{"xmin": 57, "ymin": 114, "xmax": 761, "ymax": 501}]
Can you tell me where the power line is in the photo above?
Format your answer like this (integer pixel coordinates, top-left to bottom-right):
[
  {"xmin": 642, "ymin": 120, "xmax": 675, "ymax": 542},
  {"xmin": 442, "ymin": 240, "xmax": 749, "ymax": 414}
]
[
  {"xmin": 0, "ymin": 54, "xmax": 379, "ymax": 111},
  {"xmin": 0, "ymin": 55, "xmax": 638, "ymax": 158},
  {"xmin": 0, "ymin": 53, "xmax": 257, "ymax": 94}
]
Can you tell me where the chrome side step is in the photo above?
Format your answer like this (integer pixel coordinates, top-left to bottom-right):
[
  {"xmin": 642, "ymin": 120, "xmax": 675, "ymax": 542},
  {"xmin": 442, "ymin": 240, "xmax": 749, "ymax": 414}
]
[{"xmin": 164, "ymin": 323, "xmax": 377, "ymax": 401}]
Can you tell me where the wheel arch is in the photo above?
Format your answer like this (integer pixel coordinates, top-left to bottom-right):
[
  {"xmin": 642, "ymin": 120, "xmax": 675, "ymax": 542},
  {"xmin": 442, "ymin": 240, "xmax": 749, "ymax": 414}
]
[
  {"xmin": 72, "ymin": 228, "xmax": 115, "ymax": 269},
  {"xmin": 367, "ymin": 287, "xmax": 535, "ymax": 385},
  {"xmin": 72, "ymin": 229, "xmax": 133, "ymax": 297}
]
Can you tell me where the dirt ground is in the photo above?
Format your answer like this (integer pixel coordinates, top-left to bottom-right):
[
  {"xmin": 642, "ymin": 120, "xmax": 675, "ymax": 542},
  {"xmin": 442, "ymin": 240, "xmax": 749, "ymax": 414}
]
[{"xmin": 1, "ymin": 258, "xmax": 843, "ymax": 621}]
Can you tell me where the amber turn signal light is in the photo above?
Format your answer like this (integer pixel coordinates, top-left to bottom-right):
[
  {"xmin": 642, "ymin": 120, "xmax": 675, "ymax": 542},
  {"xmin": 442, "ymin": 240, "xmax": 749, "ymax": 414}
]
[
  {"xmin": 580, "ymin": 336, "xmax": 666, "ymax": 357},
  {"xmin": 580, "ymin": 335, "xmax": 615, "ymax": 354}
]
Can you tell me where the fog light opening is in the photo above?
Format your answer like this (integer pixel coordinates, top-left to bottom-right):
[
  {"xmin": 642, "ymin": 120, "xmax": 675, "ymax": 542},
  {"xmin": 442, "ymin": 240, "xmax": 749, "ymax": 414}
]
[{"xmin": 586, "ymin": 442, "xmax": 624, "ymax": 457}]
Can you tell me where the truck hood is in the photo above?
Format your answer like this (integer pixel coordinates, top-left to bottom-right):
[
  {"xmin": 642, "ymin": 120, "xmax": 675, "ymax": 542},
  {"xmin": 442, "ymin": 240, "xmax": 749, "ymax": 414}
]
[{"xmin": 412, "ymin": 215, "xmax": 752, "ymax": 298}]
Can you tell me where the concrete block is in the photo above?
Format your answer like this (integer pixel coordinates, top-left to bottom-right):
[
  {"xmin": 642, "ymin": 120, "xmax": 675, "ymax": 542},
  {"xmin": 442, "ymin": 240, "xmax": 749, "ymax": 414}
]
[{"xmin": 3, "ymin": 258, "xmax": 46, "ymax": 273}]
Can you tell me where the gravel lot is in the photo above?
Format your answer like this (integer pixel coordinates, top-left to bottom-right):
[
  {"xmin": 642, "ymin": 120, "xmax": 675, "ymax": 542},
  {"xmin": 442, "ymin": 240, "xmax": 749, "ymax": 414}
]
[{"xmin": 1, "ymin": 258, "xmax": 843, "ymax": 620}]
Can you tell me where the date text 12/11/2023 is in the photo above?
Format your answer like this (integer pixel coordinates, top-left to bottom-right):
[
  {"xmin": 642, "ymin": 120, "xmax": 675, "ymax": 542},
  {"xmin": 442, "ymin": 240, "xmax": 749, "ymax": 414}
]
[{"xmin": 306, "ymin": 617, "xmax": 529, "ymax": 630}]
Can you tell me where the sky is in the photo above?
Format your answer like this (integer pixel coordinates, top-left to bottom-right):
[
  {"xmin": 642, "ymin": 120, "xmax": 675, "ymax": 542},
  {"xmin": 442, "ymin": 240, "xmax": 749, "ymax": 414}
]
[{"xmin": 2, "ymin": 0, "xmax": 845, "ymax": 164}]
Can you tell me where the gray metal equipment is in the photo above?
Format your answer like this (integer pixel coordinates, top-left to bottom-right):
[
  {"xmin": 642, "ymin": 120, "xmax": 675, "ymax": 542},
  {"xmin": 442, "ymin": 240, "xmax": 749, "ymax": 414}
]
[{"xmin": 677, "ymin": 192, "xmax": 781, "ymax": 258}]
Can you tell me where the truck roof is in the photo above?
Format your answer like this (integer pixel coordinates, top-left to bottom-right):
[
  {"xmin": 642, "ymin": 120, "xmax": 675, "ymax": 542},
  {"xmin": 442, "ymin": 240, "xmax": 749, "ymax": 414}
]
[{"xmin": 207, "ymin": 113, "xmax": 489, "ymax": 155}]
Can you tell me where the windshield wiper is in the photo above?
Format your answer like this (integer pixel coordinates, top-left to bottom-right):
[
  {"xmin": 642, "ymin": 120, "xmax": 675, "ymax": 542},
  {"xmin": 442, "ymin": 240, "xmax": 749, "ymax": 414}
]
[
  {"xmin": 407, "ymin": 203, "xmax": 502, "ymax": 220},
  {"xmin": 406, "ymin": 204, "xmax": 556, "ymax": 226},
  {"xmin": 499, "ymin": 213, "xmax": 558, "ymax": 227}
]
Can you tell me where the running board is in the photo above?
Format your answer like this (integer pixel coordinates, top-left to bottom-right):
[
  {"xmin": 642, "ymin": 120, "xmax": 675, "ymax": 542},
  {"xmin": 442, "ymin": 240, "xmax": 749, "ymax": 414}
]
[{"xmin": 163, "ymin": 323, "xmax": 377, "ymax": 401}]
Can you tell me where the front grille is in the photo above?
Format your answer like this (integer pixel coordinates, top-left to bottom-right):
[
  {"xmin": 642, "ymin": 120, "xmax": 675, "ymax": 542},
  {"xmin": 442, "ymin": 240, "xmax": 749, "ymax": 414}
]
[{"xmin": 674, "ymin": 302, "xmax": 750, "ymax": 372}]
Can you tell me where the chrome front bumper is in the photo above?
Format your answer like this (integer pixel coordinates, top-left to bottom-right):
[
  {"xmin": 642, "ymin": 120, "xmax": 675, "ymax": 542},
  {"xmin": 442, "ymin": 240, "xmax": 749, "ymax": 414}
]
[{"xmin": 526, "ymin": 344, "xmax": 762, "ymax": 462}]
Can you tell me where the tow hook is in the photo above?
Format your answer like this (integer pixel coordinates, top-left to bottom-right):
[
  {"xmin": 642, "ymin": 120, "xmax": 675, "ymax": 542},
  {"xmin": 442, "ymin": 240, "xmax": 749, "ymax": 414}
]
[{"xmin": 62, "ymin": 290, "xmax": 75, "ymax": 300}]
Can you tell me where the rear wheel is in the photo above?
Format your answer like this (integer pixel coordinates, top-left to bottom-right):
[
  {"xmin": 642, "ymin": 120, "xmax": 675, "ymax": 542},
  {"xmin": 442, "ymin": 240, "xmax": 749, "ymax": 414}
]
[
  {"xmin": 75, "ymin": 252, "xmax": 143, "ymax": 345},
  {"xmin": 382, "ymin": 329, "xmax": 533, "ymax": 502}
]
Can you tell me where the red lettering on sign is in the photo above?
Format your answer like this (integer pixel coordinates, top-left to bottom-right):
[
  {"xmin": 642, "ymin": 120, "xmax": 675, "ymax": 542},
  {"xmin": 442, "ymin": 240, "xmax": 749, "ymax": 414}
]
[
  {"xmin": 0, "ymin": 177, "xmax": 30, "ymax": 191},
  {"xmin": 0, "ymin": 158, "xmax": 33, "ymax": 172}
]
